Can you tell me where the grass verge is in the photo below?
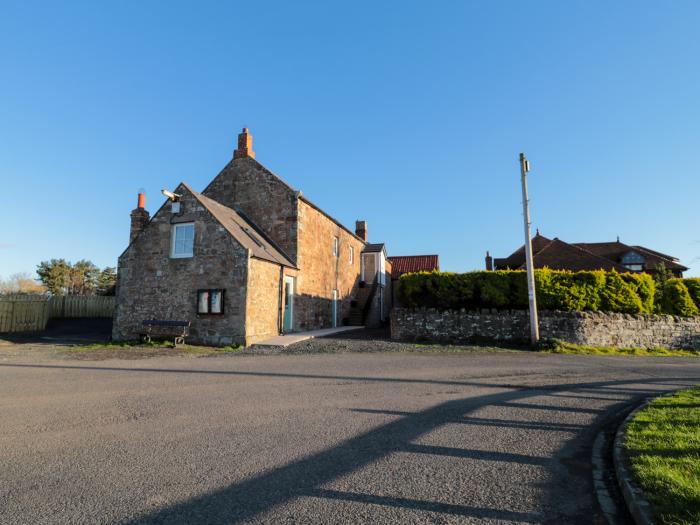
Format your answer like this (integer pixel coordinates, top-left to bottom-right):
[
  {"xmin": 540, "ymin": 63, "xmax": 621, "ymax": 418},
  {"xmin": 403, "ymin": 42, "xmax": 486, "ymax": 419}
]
[
  {"xmin": 624, "ymin": 387, "xmax": 700, "ymax": 524},
  {"xmin": 64, "ymin": 340, "xmax": 242, "ymax": 356},
  {"xmin": 540, "ymin": 340, "xmax": 700, "ymax": 357}
]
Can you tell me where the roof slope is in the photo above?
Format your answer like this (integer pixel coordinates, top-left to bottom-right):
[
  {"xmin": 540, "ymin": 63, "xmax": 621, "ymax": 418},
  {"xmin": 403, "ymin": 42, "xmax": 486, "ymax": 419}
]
[
  {"xmin": 363, "ymin": 243, "xmax": 386, "ymax": 253},
  {"xmin": 388, "ymin": 255, "xmax": 440, "ymax": 277},
  {"xmin": 494, "ymin": 234, "xmax": 630, "ymax": 272},
  {"xmin": 494, "ymin": 233, "xmax": 554, "ymax": 268},
  {"xmin": 184, "ymin": 183, "xmax": 296, "ymax": 268},
  {"xmin": 532, "ymin": 239, "xmax": 629, "ymax": 272},
  {"xmin": 574, "ymin": 241, "xmax": 688, "ymax": 272}
]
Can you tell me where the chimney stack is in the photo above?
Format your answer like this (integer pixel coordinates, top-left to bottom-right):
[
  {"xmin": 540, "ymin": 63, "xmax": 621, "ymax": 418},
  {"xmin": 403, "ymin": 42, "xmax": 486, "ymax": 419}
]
[
  {"xmin": 355, "ymin": 220, "xmax": 368, "ymax": 242},
  {"xmin": 233, "ymin": 127, "xmax": 255, "ymax": 159},
  {"xmin": 130, "ymin": 191, "xmax": 150, "ymax": 243},
  {"xmin": 485, "ymin": 251, "xmax": 494, "ymax": 271}
]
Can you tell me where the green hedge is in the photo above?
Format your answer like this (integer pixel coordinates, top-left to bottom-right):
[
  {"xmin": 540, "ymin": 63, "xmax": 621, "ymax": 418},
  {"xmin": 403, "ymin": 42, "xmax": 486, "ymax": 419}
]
[
  {"xmin": 396, "ymin": 269, "xmax": 700, "ymax": 316},
  {"xmin": 683, "ymin": 278, "xmax": 700, "ymax": 310},
  {"xmin": 660, "ymin": 279, "xmax": 699, "ymax": 316}
]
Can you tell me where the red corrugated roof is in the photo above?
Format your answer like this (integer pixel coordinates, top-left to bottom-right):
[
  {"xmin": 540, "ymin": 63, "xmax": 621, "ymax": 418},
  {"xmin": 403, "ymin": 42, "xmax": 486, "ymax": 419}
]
[{"xmin": 388, "ymin": 255, "xmax": 439, "ymax": 278}]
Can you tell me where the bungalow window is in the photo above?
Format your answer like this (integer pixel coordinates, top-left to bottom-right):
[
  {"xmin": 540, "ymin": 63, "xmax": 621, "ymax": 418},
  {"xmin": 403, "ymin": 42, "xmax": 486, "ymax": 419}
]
[
  {"xmin": 197, "ymin": 289, "xmax": 224, "ymax": 314},
  {"xmin": 333, "ymin": 236, "xmax": 339, "ymax": 257},
  {"xmin": 171, "ymin": 223, "xmax": 194, "ymax": 258},
  {"xmin": 620, "ymin": 251, "xmax": 645, "ymax": 272}
]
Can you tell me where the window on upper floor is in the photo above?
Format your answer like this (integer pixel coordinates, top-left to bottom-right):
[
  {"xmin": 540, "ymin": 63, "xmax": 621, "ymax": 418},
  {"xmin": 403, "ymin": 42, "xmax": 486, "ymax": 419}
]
[
  {"xmin": 197, "ymin": 289, "xmax": 224, "ymax": 314},
  {"xmin": 171, "ymin": 223, "xmax": 194, "ymax": 258},
  {"xmin": 620, "ymin": 251, "xmax": 645, "ymax": 272},
  {"xmin": 333, "ymin": 236, "xmax": 339, "ymax": 257},
  {"xmin": 349, "ymin": 246, "xmax": 354, "ymax": 264}
]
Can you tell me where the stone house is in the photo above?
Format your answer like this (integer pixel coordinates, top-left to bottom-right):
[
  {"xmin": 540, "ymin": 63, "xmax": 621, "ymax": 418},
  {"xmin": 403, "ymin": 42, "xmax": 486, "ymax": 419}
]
[{"xmin": 113, "ymin": 129, "xmax": 391, "ymax": 346}]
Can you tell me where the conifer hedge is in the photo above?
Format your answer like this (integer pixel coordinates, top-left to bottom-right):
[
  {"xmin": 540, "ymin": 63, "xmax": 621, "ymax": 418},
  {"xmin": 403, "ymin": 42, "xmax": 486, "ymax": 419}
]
[{"xmin": 397, "ymin": 269, "xmax": 699, "ymax": 316}]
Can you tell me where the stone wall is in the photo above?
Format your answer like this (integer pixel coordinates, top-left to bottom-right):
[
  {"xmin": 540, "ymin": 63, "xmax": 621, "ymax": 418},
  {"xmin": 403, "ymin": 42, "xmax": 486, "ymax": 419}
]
[
  {"xmin": 113, "ymin": 185, "xmax": 249, "ymax": 346},
  {"xmin": 391, "ymin": 308, "xmax": 700, "ymax": 349},
  {"xmin": 245, "ymin": 258, "xmax": 282, "ymax": 345},
  {"xmin": 203, "ymin": 157, "xmax": 299, "ymax": 262},
  {"xmin": 295, "ymin": 199, "xmax": 365, "ymax": 331}
]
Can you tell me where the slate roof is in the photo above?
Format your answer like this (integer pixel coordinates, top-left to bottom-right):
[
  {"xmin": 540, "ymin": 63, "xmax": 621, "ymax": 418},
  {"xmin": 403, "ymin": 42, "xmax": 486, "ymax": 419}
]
[
  {"xmin": 184, "ymin": 183, "xmax": 297, "ymax": 268},
  {"xmin": 388, "ymin": 255, "xmax": 440, "ymax": 278},
  {"xmin": 362, "ymin": 243, "xmax": 386, "ymax": 253}
]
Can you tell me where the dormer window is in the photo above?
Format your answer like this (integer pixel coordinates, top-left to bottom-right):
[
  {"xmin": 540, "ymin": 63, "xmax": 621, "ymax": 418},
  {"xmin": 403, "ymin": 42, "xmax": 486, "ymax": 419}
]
[
  {"xmin": 171, "ymin": 223, "xmax": 194, "ymax": 258},
  {"xmin": 621, "ymin": 251, "xmax": 645, "ymax": 272}
]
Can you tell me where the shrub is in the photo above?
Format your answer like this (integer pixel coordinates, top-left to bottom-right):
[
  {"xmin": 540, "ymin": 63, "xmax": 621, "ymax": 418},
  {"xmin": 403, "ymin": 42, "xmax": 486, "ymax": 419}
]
[
  {"xmin": 600, "ymin": 271, "xmax": 644, "ymax": 314},
  {"xmin": 660, "ymin": 279, "xmax": 699, "ymax": 316},
  {"xmin": 621, "ymin": 272, "xmax": 656, "ymax": 314},
  {"xmin": 683, "ymin": 278, "xmax": 700, "ymax": 310},
  {"xmin": 476, "ymin": 271, "xmax": 511, "ymax": 308}
]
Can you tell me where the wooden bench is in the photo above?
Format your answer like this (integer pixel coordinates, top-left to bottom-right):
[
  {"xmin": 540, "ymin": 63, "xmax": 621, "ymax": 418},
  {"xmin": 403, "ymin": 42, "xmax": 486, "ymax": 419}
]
[{"xmin": 141, "ymin": 320, "xmax": 190, "ymax": 346}]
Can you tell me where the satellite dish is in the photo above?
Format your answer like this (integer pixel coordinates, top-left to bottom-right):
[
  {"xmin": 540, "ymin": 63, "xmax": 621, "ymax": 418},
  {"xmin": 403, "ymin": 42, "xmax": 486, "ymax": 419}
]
[{"xmin": 161, "ymin": 189, "xmax": 181, "ymax": 201}]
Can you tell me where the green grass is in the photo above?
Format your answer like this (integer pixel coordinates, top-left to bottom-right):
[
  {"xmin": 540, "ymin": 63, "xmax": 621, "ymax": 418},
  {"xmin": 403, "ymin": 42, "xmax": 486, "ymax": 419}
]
[
  {"xmin": 64, "ymin": 340, "xmax": 242, "ymax": 355},
  {"xmin": 540, "ymin": 340, "xmax": 700, "ymax": 357},
  {"xmin": 412, "ymin": 343, "xmax": 520, "ymax": 354},
  {"xmin": 624, "ymin": 387, "xmax": 700, "ymax": 524}
]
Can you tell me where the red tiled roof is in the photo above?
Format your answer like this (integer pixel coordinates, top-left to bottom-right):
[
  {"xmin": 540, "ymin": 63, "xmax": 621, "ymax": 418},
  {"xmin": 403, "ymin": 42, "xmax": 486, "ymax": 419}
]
[{"xmin": 388, "ymin": 255, "xmax": 439, "ymax": 278}]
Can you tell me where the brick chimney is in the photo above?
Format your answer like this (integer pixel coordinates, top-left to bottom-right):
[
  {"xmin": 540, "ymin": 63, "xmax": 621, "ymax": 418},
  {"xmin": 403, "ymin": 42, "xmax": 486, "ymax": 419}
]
[
  {"xmin": 485, "ymin": 251, "xmax": 494, "ymax": 271},
  {"xmin": 355, "ymin": 220, "xmax": 367, "ymax": 242},
  {"xmin": 129, "ymin": 192, "xmax": 150, "ymax": 243},
  {"xmin": 233, "ymin": 127, "xmax": 255, "ymax": 159}
]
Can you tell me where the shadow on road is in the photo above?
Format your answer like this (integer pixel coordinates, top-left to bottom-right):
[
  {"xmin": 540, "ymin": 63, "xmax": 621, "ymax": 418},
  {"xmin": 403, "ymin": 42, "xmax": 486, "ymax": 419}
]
[{"xmin": 3, "ymin": 362, "xmax": 692, "ymax": 523}]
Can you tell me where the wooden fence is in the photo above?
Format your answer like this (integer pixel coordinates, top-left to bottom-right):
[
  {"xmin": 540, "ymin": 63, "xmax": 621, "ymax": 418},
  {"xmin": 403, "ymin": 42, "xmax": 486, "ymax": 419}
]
[
  {"xmin": 49, "ymin": 295, "xmax": 116, "ymax": 319},
  {"xmin": 0, "ymin": 295, "xmax": 116, "ymax": 333},
  {"xmin": 0, "ymin": 295, "xmax": 51, "ymax": 333}
]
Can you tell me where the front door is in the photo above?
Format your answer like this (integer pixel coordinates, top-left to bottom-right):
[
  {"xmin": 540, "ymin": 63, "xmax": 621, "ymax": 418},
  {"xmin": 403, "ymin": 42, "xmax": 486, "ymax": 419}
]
[
  {"xmin": 331, "ymin": 289, "xmax": 338, "ymax": 328},
  {"xmin": 283, "ymin": 277, "xmax": 294, "ymax": 332}
]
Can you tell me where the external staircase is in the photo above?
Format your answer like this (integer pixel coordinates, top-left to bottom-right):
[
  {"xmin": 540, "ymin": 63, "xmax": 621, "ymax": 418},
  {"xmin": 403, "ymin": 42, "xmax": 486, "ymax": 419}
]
[{"xmin": 347, "ymin": 280, "xmax": 377, "ymax": 326}]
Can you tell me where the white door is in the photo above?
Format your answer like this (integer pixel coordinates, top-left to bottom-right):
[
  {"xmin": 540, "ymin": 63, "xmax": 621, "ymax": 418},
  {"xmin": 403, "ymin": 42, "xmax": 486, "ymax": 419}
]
[
  {"xmin": 331, "ymin": 289, "xmax": 338, "ymax": 328},
  {"xmin": 283, "ymin": 277, "xmax": 294, "ymax": 332}
]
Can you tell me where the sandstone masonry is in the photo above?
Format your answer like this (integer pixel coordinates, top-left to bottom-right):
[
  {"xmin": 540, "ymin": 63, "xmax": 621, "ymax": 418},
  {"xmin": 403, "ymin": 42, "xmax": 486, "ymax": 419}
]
[
  {"xmin": 391, "ymin": 308, "xmax": 700, "ymax": 349},
  {"xmin": 113, "ymin": 129, "xmax": 392, "ymax": 346}
]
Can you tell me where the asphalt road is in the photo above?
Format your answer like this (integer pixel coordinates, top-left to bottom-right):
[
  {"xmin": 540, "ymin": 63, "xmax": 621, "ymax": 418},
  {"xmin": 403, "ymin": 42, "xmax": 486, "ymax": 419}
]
[{"xmin": 1, "ymin": 347, "xmax": 699, "ymax": 524}]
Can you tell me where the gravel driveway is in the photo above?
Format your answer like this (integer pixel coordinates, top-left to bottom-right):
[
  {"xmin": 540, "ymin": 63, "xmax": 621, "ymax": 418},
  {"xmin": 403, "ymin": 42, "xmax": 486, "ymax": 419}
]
[{"xmin": 1, "ymin": 334, "xmax": 699, "ymax": 524}]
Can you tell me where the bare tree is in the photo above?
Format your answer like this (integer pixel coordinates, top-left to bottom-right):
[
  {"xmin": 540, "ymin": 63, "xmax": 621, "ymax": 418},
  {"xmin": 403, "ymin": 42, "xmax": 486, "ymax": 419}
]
[{"xmin": 0, "ymin": 273, "xmax": 47, "ymax": 295}]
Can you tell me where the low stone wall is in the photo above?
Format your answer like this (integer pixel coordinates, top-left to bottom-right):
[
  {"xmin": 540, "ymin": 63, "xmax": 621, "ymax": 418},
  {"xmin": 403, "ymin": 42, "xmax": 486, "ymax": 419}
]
[{"xmin": 391, "ymin": 308, "xmax": 700, "ymax": 349}]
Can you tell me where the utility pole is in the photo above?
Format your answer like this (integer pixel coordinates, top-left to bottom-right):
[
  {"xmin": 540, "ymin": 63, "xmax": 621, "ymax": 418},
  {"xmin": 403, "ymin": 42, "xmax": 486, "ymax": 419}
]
[{"xmin": 520, "ymin": 152, "xmax": 540, "ymax": 346}]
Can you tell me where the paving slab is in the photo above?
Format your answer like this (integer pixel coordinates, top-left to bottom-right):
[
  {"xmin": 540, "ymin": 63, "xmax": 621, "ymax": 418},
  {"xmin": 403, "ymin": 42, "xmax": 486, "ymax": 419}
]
[{"xmin": 253, "ymin": 326, "xmax": 364, "ymax": 347}]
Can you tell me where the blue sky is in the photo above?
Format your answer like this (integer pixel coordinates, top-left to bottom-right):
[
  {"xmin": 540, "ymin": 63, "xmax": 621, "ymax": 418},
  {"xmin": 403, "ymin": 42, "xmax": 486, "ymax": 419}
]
[{"xmin": 2, "ymin": 1, "xmax": 699, "ymax": 278}]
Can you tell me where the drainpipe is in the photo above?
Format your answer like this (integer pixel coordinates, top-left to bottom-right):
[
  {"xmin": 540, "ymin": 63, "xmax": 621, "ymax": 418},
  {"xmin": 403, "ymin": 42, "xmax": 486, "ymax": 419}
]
[{"xmin": 278, "ymin": 266, "xmax": 284, "ymax": 334}]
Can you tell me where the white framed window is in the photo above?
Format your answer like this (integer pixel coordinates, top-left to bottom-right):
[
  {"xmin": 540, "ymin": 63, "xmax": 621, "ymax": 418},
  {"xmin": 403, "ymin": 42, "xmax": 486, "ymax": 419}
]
[
  {"xmin": 198, "ymin": 289, "xmax": 224, "ymax": 314},
  {"xmin": 349, "ymin": 246, "xmax": 354, "ymax": 264},
  {"xmin": 333, "ymin": 236, "xmax": 339, "ymax": 257},
  {"xmin": 171, "ymin": 223, "xmax": 194, "ymax": 258}
]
